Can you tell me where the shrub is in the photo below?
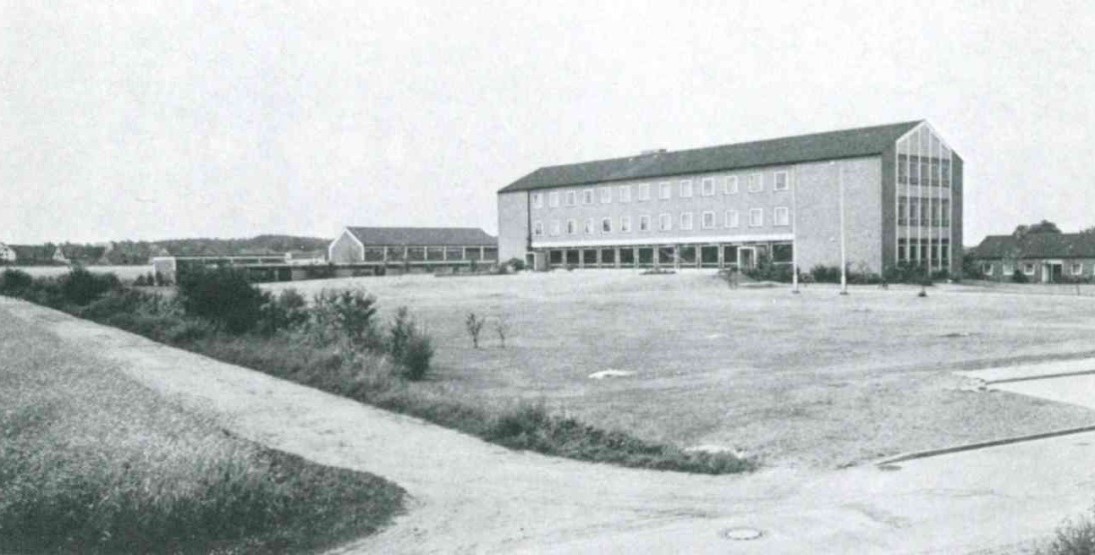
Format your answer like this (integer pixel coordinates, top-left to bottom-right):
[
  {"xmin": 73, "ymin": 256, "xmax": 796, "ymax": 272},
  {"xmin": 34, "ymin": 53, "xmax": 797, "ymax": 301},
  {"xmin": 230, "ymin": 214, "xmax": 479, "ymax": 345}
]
[
  {"xmin": 177, "ymin": 267, "xmax": 269, "ymax": 334},
  {"xmin": 811, "ymin": 265, "xmax": 842, "ymax": 283},
  {"xmin": 310, "ymin": 289, "xmax": 381, "ymax": 349},
  {"xmin": 744, "ymin": 262, "xmax": 793, "ymax": 283},
  {"xmin": 1012, "ymin": 269, "xmax": 1029, "ymax": 283},
  {"xmin": 505, "ymin": 257, "xmax": 526, "ymax": 272},
  {"xmin": 0, "ymin": 268, "xmax": 33, "ymax": 294},
  {"xmin": 259, "ymin": 288, "xmax": 309, "ymax": 335},
  {"xmin": 399, "ymin": 334, "xmax": 434, "ymax": 381},
  {"xmin": 58, "ymin": 268, "xmax": 120, "ymax": 306},
  {"xmin": 134, "ymin": 274, "xmax": 148, "ymax": 286},
  {"xmin": 1040, "ymin": 507, "xmax": 1095, "ymax": 555}
]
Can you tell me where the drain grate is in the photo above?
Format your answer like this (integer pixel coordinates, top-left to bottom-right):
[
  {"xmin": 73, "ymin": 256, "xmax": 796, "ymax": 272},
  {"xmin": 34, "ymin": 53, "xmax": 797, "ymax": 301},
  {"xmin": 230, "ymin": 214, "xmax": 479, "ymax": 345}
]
[{"xmin": 721, "ymin": 527, "xmax": 764, "ymax": 541}]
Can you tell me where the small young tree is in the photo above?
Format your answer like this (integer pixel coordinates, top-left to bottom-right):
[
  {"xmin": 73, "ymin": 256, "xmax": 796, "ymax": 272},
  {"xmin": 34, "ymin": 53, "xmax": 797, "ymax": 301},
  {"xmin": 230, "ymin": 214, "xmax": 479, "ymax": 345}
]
[
  {"xmin": 465, "ymin": 312, "xmax": 484, "ymax": 348},
  {"xmin": 495, "ymin": 317, "xmax": 509, "ymax": 349}
]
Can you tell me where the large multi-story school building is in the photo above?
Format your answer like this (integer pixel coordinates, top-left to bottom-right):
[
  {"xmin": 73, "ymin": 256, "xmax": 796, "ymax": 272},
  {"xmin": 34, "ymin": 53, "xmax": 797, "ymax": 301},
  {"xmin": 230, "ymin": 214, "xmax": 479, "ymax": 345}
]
[{"xmin": 497, "ymin": 121, "xmax": 963, "ymax": 274}]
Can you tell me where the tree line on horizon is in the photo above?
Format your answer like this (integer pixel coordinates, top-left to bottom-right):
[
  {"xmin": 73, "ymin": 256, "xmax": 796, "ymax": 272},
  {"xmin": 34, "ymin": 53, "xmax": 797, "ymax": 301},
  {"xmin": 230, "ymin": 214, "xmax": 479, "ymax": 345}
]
[{"xmin": 2, "ymin": 235, "xmax": 331, "ymax": 266}]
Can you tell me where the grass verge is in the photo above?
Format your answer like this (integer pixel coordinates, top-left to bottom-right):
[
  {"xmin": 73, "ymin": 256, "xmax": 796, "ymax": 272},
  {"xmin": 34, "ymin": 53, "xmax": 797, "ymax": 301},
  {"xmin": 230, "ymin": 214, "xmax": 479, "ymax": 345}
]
[{"xmin": 0, "ymin": 305, "xmax": 404, "ymax": 554}]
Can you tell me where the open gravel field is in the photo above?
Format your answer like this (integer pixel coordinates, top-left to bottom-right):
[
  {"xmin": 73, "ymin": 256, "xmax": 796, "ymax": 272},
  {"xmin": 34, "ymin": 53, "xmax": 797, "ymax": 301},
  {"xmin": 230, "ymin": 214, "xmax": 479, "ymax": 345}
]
[{"xmin": 264, "ymin": 270, "xmax": 1095, "ymax": 468}]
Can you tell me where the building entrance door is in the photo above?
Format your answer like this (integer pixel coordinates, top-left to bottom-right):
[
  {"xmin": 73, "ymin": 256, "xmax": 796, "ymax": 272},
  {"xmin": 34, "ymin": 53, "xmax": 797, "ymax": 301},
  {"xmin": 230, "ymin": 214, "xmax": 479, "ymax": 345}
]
[
  {"xmin": 1045, "ymin": 262, "xmax": 1063, "ymax": 283},
  {"xmin": 738, "ymin": 247, "xmax": 757, "ymax": 269}
]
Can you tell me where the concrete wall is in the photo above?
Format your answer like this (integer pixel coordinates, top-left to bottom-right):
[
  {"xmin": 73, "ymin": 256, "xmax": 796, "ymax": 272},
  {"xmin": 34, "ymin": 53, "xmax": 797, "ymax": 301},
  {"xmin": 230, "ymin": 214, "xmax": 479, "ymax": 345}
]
[
  {"xmin": 498, "ymin": 191, "xmax": 530, "ymax": 262},
  {"xmin": 328, "ymin": 230, "xmax": 363, "ymax": 264},
  {"xmin": 793, "ymin": 157, "xmax": 884, "ymax": 272}
]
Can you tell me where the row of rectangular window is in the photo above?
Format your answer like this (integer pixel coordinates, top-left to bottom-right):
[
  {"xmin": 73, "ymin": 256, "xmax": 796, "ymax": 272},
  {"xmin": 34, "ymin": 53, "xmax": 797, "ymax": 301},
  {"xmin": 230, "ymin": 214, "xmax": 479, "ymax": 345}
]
[
  {"xmin": 532, "ymin": 207, "xmax": 790, "ymax": 237},
  {"xmin": 896, "ymin": 238, "xmax": 951, "ymax": 266},
  {"xmin": 545, "ymin": 243, "xmax": 794, "ymax": 266},
  {"xmin": 897, "ymin": 197, "xmax": 952, "ymax": 227},
  {"xmin": 982, "ymin": 262, "xmax": 1089, "ymax": 277},
  {"xmin": 530, "ymin": 172, "xmax": 790, "ymax": 209},
  {"xmin": 897, "ymin": 155, "xmax": 952, "ymax": 187},
  {"xmin": 360, "ymin": 246, "xmax": 498, "ymax": 262}
]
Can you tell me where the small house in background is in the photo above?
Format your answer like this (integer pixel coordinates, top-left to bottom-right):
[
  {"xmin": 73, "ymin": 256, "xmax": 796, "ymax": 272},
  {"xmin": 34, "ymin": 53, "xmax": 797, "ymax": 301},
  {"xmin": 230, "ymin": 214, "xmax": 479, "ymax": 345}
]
[
  {"xmin": 967, "ymin": 233, "xmax": 1095, "ymax": 283},
  {"xmin": 328, "ymin": 227, "xmax": 498, "ymax": 273},
  {"xmin": 0, "ymin": 242, "xmax": 16, "ymax": 264}
]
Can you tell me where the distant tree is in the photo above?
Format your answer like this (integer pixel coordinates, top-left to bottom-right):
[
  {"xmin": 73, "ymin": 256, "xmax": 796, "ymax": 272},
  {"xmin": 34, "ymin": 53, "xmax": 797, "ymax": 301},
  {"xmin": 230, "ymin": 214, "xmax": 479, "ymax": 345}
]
[
  {"xmin": 1080, "ymin": 226, "xmax": 1095, "ymax": 235},
  {"xmin": 1013, "ymin": 220, "xmax": 1061, "ymax": 238}
]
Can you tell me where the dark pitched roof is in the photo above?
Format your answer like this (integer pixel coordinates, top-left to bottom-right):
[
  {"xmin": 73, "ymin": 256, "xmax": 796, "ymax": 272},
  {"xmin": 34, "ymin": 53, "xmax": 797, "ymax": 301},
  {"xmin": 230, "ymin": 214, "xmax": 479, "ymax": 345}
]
[
  {"xmin": 345, "ymin": 227, "xmax": 497, "ymax": 247},
  {"xmin": 969, "ymin": 233, "xmax": 1095, "ymax": 260},
  {"xmin": 499, "ymin": 121, "xmax": 923, "ymax": 193}
]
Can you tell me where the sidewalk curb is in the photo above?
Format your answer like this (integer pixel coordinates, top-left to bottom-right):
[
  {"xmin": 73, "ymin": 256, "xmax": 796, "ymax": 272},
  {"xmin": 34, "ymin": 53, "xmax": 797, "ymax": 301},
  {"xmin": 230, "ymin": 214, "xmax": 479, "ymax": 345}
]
[
  {"xmin": 985, "ymin": 368, "xmax": 1095, "ymax": 385},
  {"xmin": 876, "ymin": 424, "xmax": 1095, "ymax": 466}
]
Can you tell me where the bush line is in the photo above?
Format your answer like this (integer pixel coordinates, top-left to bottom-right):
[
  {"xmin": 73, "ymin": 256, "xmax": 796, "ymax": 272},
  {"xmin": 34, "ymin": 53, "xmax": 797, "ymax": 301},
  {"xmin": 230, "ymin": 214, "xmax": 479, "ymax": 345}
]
[{"xmin": 1, "ymin": 267, "xmax": 753, "ymax": 475}]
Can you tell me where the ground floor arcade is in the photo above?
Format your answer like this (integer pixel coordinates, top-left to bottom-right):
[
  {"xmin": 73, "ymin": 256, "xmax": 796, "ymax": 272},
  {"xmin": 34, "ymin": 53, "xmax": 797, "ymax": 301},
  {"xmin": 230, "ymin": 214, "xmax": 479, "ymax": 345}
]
[{"xmin": 529, "ymin": 241, "xmax": 793, "ymax": 270}]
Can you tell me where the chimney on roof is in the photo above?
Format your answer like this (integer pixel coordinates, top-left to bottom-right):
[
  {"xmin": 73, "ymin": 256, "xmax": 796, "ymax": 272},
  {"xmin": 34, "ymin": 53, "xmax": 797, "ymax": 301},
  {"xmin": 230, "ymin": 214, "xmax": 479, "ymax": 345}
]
[{"xmin": 640, "ymin": 149, "xmax": 667, "ymax": 156}]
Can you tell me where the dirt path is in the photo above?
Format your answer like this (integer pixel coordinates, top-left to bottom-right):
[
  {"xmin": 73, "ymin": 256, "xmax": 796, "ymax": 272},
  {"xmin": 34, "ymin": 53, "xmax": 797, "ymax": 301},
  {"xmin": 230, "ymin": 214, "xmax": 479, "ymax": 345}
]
[{"xmin": 6, "ymin": 296, "xmax": 1095, "ymax": 554}]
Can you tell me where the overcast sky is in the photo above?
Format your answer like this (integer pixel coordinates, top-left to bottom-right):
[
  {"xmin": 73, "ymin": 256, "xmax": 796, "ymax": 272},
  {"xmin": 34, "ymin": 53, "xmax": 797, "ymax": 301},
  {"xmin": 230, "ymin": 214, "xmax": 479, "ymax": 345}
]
[{"xmin": 2, "ymin": 1, "xmax": 1092, "ymax": 245}]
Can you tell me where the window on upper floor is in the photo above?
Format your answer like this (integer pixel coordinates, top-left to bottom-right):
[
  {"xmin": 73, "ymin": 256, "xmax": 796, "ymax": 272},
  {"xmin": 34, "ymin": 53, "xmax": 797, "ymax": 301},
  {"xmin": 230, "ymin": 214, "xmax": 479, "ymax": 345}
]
[
  {"xmin": 584, "ymin": 218, "xmax": 594, "ymax": 234},
  {"xmin": 620, "ymin": 216, "xmax": 631, "ymax": 232},
  {"xmin": 679, "ymin": 180, "xmax": 694, "ymax": 198},
  {"xmin": 549, "ymin": 191, "xmax": 560, "ymax": 208},
  {"xmin": 582, "ymin": 189, "xmax": 594, "ymax": 205},
  {"xmin": 638, "ymin": 183, "xmax": 651, "ymax": 201},
  {"xmin": 701, "ymin": 177, "xmax": 715, "ymax": 196},
  {"xmin": 658, "ymin": 213, "xmax": 672, "ymax": 231},
  {"xmin": 747, "ymin": 173, "xmax": 763, "ymax": 193},
  {"xmin": 618, "ymin": 185, "xmax": 632, "ymax": 203},
  {"xmin": 600, "ymin": 187, "xmax": 612, "ymax": 204},
  {"xmin": 659, "ymin": 182, "xmax": 672, "ymax": 200},
  {"xmin": 550, "ymin": 220, "xmax": 561, "ymax": 236},
  {"xmin": 601, "ymin": 217, "xmax": 612, "ymax": 233},
  {"xmin": 532, "ymin": 192, "xmax": 543, "ymax": 208},
  {"xmin": 533, "ymin": 221, "xmax": 544, "ymax": 237},
  {"xmin": 774, "ymin": 206, "xmax": 790, "ymax": 226},
  {"xmin": 701, "ymin": 211, "xmax": 715, "ymax": 229},
  {"xmin": 566, "ymin": 219, "xmax": 577, "ymax": 234},
  {"xmin": 749, "ymin": 208, "xmax": 763, "ymax": 227},
  {"xmin": 639, "ymin": 215, "xmax": 651, "ymax": 231},
  {"xmin": 774, "ymin": 171, "xmax": 790, "ymax": 191},
  {"xmin": 725, "ymin": 176, "xmax": 739, "ymax": 194},
  {"xmin": 680, "ymin": 212, "xmax": 693, "ymax": 230},
  {"xmin": 565, "ymin": 191, "xmax": 577, "ymax": 206},
  {"xmin": 725, "ymin": 210, "xmax": 740, "ymax": 228}
]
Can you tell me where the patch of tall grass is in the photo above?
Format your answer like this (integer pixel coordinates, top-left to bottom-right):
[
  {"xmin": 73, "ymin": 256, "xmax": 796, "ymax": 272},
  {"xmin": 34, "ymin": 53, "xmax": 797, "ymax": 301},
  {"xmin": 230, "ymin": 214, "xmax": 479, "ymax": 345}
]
[{"xmin": 0, "ymin": 314, "xmax": 404, "ymax": 554}]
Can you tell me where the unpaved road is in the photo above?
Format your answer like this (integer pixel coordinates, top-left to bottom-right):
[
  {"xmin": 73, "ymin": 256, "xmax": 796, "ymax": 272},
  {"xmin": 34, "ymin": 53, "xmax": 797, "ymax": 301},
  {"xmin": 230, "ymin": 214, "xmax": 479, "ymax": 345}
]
[{"xmin": 6, "ymin": 296, "xmax": 1095, "ymax": 554}]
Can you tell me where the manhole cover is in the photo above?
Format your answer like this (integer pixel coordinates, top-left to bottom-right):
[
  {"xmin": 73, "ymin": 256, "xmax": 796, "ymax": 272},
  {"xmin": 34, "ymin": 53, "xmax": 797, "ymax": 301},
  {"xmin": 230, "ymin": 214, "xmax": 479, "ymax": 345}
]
[{"xmin": 721, "ymin": 527, "xmax": 763, "ymax": 541}]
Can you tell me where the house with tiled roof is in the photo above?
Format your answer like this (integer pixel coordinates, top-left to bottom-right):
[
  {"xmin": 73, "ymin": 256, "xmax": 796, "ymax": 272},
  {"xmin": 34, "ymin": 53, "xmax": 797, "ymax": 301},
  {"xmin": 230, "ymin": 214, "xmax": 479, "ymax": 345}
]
[
  {"xmin": 498, "ymin": 120, "xmax": 963, "ymax": 274},
  {"xmin": 327, "ymin": 227, "xmax": 498, "ymax": 271},
  {"xmin": 967, "ymin": 232, "xmax": 1095, "ymax": 283},
  {"xmin": 0, "ymin": 242, "xmax": 16, "ymax": 264}
]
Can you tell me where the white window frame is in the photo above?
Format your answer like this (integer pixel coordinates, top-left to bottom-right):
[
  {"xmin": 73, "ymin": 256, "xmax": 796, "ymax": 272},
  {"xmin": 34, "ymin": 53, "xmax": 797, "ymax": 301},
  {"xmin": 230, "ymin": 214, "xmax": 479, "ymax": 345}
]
[
  {"xmin": 680, "ymin": 212, "xmax": 694, "ymax": 230},
  {"xmin": 532, "ymin": 192, "xmax": 544, "ymax": 208},
  {"xmin": 584, "ymin": 218, "xmax": 595, "ymax": 234},
  {"xmin": 773, "ymin": 171, "xmax": 790, "ymax": 191},
  {"xmin": 679, "ymin": 179, "xmax": 694, "ymax": 198},
  {"xmin": 725, "ymin": 210, "xmax": 740, "ymax": 228},
  {"xmin": 582, "ymin": 189, "xmax": 595, "ymax": 205},
  {"xmin": 774, "ymin": 206, "xmax": 790, "ymax": 227},
  {"xmin": 1072, "ymin": 262, "xmax": 1084, "ymax": 276},
  {"xmin": 599, "ymin": 187, "xmax": 612, "ymax": 204},
  {"xmin": 620, "ymin": 215, "xmax": 632, "ymax": 232},
  {"xmin": 549, "ymin": 191, "xmax": 560, "ymax": 208},
  {"xmin": 565, "ymin": 191, "xmax": 577, "ymax": 206},
  {"xmin": 747, "ymin": 173, "xmax": 763, "ymax": 193},
  {"xmin": 549, "ymin": 219, "xmax": 561, "ymax": 236},
  {"xmin": 982, "ymin": 263, "xmax": 994, "ymax": 275},
  {"xmin": 725, "ymin": 176, "xmax": 739, "ymax": 194},
  {"xmin": 601, "ymin": 217, "xmax": 612, "ymax": 233},
  {"xmin": 1023, "ymin": 262, "xmax": 1036, "ymax": 276},
  {"xmin": 701, "ymin": 177, "xmax": 715, "ymax": 196},
  {"xmin": 618, "ymin": 185, "xmax": 632, "ymax": 203},
  {"xmin": 658, "ymin": 213, "xmax": 672, "ymax": 231},
  {"xmin": 1002, "ymin": 263, "xmax": 1014, "ymax": 276},
  {"xmin": 701, "ymin": 211, "xmax": 716, "ymax": 229},
  {"xmin": 639, "ymin": 214, "xmax": 651, "ymax": 231},
  {"xmin": 533, "ymin": 221, "xmax": 544, "ymax": 237},
  {"xmin": 566, "ymin": 219, "xmax": 577, "ymax": 235},
  {"xmin": 659, "ymin": 182, "xmax": 672, "ymax": 200},
  {"xmin": 638, "ymin": 183, "xmax": 651, "ymax": 201},
  {"xmin": 749, "ymin": 208, "xmax": 764, "ymax": 227}
]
